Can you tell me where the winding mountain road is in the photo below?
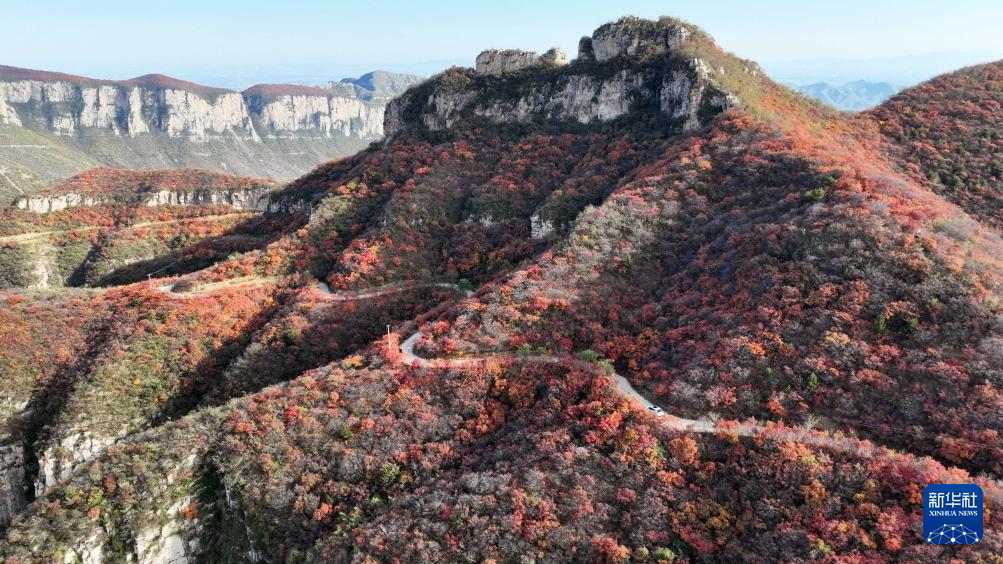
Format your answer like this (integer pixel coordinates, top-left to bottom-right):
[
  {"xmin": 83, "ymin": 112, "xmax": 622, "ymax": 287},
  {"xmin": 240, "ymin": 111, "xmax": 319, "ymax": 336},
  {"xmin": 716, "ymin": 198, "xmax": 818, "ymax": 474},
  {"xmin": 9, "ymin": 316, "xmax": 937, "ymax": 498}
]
[
  {"xmin": 155, "ymin": 277, "xmax": 1002, "ymax": 498},
  {"xmin": 399, "ymin": 326, "xmax": 1003, "ymax": 502},
  {"xmin": 151, "ymin": 279, "xmax": 853, "ymax": 442},
  {"xmin": 402, "ymin": 330, "xmax": 727, "ymax": 435}
]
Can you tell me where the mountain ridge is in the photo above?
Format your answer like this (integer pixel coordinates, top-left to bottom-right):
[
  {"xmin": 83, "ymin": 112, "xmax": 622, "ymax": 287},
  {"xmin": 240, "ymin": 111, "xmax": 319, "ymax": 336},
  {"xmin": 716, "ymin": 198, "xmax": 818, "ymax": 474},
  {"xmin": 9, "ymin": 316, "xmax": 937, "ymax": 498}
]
[
  {"xmin": 0, "ymin": 66, "xmax": 232, "ymax": 95},
  {"xmin": 869, "ymin": 59, "xmax": 1003, "ymax": 228}
]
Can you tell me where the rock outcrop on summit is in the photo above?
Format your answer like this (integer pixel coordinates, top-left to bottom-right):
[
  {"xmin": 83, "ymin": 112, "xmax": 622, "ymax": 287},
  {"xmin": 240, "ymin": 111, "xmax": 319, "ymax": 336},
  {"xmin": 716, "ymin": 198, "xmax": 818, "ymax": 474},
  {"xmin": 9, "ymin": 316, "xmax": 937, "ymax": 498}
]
[
  {"xmin": 385, "ymin": 17, "xmax": 739, "ymax": 138},
  {"xmin": 589, "ymin": 16, "xmax": 692, "ymax": 62},
  {"xmin": 474, "ymin": 48, "xmax": 570, "ymax": 75}
]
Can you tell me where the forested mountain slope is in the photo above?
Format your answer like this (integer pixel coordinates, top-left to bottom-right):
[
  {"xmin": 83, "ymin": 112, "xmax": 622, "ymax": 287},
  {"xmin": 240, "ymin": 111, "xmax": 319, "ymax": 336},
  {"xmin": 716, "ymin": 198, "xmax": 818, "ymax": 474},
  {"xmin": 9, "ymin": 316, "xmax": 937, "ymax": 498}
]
[{"xmin": 868, "ymin": 60, "xmax": 1003, "ymax": 228}]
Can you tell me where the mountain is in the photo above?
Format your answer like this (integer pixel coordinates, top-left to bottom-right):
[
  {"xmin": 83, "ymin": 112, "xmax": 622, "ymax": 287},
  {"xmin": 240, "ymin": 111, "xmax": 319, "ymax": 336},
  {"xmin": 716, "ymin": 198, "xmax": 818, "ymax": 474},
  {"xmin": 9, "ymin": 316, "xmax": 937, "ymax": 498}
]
[
  {"xmin": 0, "ymin": 16, "xmax": 1001, "ymax": 562},
  {"xmin": 0, "ymin": 66, "xmax": 415, "ymax": 203},
  {"xmin": 328, "ymin": 70, "xmax": 425, "ymax": 102},
  {"xmin": 869, "ymin": 61, "xmax": 1003, "ymax": 228},
  {"xmin": 794, "ymin": 80, "xmax": 900, "ymax": 110}
]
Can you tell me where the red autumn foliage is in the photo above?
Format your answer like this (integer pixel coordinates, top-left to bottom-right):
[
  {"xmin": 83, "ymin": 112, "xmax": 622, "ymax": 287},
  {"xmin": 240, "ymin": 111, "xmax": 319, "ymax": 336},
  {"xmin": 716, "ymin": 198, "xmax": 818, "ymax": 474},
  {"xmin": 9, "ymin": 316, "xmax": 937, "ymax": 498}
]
[
  {"xmin": 42, "ymin": 167, "xmax": 275, "ymax": 197},
  {"xmin": 869, "ymin": 61, "xmax": 1003, "ymax": 227}
]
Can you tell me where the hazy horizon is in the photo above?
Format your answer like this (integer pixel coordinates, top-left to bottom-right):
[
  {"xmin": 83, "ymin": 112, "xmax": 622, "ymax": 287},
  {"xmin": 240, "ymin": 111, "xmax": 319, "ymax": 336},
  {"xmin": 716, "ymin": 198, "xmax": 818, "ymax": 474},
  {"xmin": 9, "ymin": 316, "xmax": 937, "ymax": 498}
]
[{"xmin": 3, "ymin": 0, "xmax": 1002, "ymax": 89}]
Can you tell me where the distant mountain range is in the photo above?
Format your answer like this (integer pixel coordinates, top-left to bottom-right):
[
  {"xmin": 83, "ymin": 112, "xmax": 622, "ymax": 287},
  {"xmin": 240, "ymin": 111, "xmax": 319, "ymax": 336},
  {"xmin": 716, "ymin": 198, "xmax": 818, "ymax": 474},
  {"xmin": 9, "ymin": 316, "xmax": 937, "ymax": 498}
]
[
  {"xmin": 792, "ymin": 80, "xmax": 901, "ymax": 110},
  {"xmin": 0, "ymin": 66, "xmax": 423, "ymax": 202},
  {"xmin": 328, "ymin": 70, "xmax": 425, "ymax": 102},
  {"xmin": 763, "ymin": 50, "xmax": 1003, "ymax": 85}
]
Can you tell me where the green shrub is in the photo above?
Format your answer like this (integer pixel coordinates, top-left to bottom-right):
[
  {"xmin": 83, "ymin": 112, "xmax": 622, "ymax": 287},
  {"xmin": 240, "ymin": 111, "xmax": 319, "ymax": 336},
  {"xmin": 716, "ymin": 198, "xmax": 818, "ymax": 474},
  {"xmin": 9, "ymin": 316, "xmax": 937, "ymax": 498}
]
[
  {"xmin": 0, "ymin": 246, "xmax": 37, "ymax": 289},
  {"xmin": 281, "ymin": 328, "xmax": 300, "ymax": 346},
  {"xmin": 379, "ymin": 463, "xmax": 401, "ymax": 488},
  {"xmin": 651, "ymin": 547, "xmax": 675, "ymax": 561},
  {"xmin": 803, "ymin": 187, "xmax": 826, "ymax": 201},
  {"xmin": 874, "ymin": 314, "xmax": 887, "ymax": 332},
  {"xmin": 805, "ymin": 372, "xmax": 819, "ymax": 390}
]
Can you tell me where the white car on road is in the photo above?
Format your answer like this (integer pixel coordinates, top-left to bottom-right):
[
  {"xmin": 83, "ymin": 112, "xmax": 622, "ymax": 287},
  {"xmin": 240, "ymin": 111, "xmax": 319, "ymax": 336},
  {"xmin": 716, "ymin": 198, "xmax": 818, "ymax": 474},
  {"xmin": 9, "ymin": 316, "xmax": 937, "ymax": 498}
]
[{"xmin": 647, "ymin": 405, "xmax": 665, "ymax": 417}]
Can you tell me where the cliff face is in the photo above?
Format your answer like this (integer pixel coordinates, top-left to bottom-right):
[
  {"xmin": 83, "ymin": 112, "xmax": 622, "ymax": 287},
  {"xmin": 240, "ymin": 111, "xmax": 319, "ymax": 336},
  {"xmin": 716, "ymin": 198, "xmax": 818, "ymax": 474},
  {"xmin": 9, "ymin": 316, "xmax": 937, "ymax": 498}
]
[
  {"xmin": 384, "ymin": 17, "xmax": 739, "ymax": 139},
  {"xmin": 0, "ymin": 68, "xmax": 420, "ymax": 202},
  {"xmin": 0, "ymin": 75, "xmax": 252, "ymax": 141},
  {"xmin": 10, "ymin": 167, "xmax": 278, "ymax": 212},
  {"xmin": 243, "ymin": 86, "xmax": 384, "ymax": 139},
  {"xmin": 14, "ymin": 185, "xmax": 274, "ymax": 213},
  {"xmin": 0, "ymin": 70, "xmax": 390, "ymax": 143},
  {"xmin": 474, "ymin": 48, "xmax": 569, "ymax": 75},
  {"xmin": 0, "ymin": 440, "xmax": 27, "ymax": 527}
]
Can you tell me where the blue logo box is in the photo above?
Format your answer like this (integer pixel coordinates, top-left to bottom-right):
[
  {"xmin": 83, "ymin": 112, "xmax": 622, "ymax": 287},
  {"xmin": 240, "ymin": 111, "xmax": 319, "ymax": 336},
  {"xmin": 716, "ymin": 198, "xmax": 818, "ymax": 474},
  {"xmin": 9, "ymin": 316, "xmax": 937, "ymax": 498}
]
[{"xmin": 923, "ymin": 484, "xmax": 983, "ymax": 544}]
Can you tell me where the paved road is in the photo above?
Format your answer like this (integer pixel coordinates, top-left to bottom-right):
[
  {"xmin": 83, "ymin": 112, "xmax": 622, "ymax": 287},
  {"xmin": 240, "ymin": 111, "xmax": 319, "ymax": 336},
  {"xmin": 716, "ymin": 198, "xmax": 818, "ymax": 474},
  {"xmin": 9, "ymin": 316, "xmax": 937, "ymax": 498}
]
[
  {"xmin": 317, "ymin": 281, "xmax": 462, "ymax": 301},
  {"xmin": 400, "ymin": 330, "xmax": 720, "ymax": 433}
]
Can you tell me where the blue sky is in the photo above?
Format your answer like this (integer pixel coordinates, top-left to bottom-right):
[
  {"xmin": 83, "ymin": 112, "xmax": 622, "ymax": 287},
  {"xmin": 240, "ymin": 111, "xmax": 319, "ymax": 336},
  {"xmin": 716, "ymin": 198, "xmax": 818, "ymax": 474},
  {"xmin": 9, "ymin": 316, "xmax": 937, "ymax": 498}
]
[{"xmin": 2, "ymin": 0, "xmax": 1001, "ymax": 86}]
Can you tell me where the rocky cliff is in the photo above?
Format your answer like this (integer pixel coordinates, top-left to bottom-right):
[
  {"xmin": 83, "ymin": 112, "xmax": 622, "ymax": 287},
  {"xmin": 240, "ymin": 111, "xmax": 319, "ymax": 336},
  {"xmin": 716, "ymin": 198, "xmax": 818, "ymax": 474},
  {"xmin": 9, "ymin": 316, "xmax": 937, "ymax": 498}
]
[
  {"xmin": 0, "ymin": 68, "xmax": 392, "ymax": 143},
  {"xmin": 384, "ymin": 17, "xmax": 741, "ymax": 139},
  {"xmin": 15, "ymin": 185, "xmax": 274, "ymax": 213},
  {"xmin": 474, "ymin": 48, "xmax": 569, "ymax": 75},
  {"xmin": 0, "ymin": 67, "xmax": 418, "ymax": 202},
  {"xmin": 0, "ymin": 71, "xmax": 253, "ymax": 141},
  {"xmin": 0, "ymin": 440, "xmax": 27, "ymax": 527},
  {"xmin": 242, "ymin": 84, "xmax": 385, "ymax": 139}
]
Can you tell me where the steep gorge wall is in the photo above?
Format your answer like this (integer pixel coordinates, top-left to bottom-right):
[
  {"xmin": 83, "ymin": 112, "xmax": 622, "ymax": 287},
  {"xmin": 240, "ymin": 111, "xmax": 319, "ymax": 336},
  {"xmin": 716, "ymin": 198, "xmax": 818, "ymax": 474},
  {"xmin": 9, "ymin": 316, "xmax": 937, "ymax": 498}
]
[
  {"xmin": 0, "ymin": 72, "xmax": 402, "ymax": 192},
  {"xmin": 0, "ymin": 78, "xmax": 385, "ymax": 143}
]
